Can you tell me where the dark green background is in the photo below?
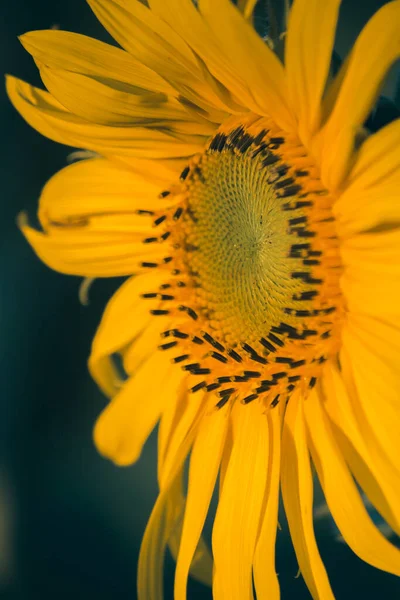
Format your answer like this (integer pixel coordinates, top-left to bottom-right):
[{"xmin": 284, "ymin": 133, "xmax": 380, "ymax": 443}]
[{"xmin": 1, "ymin": 1, "xmax": 399, "ymax": 598}]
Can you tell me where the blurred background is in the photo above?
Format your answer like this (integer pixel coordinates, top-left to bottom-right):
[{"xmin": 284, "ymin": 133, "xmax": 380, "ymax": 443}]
[{"xmin": 0, "ymin": 0, "xmax": 399, "ymax": 598}]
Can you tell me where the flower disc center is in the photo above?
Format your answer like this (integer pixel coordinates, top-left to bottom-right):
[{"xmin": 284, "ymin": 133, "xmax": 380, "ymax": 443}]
[{"xmin": 175, "ymin": 121, "xmax": 338, "ymax": 351}]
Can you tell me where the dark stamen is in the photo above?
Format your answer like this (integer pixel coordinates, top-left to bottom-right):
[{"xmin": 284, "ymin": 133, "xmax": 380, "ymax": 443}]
[
  {"xmin": 242, "ymin": 393, "xmax": 259, "ymax": 405},
  {"xmin": 260, "ymin": 338, "xmax": 276, "ymax": 353},
  {"xmin": 270, "ymin": 394, "xmax": 280, "ymax": 408},
  {"xmin": 178, "ymin": 305, "xmax": 198, "ymax": 320},
  {"xmin": 180, "ymin": 166, "xmax": 190, "ymax": 181},
  {"xmin": 202, "ymin": 331, "xmax": 225, "ymax": 352},
  {"xmin": 192, "ymin": 367, "xmax": 211, "ymax": 375},
  {"xmin": 173, "ymin": 354, "xmax": 190, "ymax": 363},
  {"xmin": 154, "ymin": 215, "xmax": 166, "ymax": 226},
  {"xmin": 172, "ymin": 330, "xmax": 189, "ymax": 339},
  {"xmin": 243, "ymin": 370, "xmax": 261, "ymax": 378},
  {"xmin": 228, "ymin": 349, "xmax": 243, "ymax": 363},
  {"xmin": 207, "ymin": 383, "xmax": 221, "ymax": 392},
  {"xmin": 218, "ymin": 387, "xmax": 236, "ymax": 398},
  {"xmin": 290, "ymin": 360, "xmax": 306, "ymax": 368},
  {"xmin": 159, "ymin": 341, "xmax": 178, "ymax": 350},
  {"xmin": 183, "ymin": 362, "xmax": 201, "ymax": 372},
  {"xmin": 210, "ymin": 351, "xmax": 228, "ymax": 364},
  {"xmin": 141, "ymin": 262, "xmax": 158, "ymax": 268},
  {"xmin": 216, "ymin": 395, "xmax": 231, "ymax": 409},
  {"xmin": 173, "ymin": 207, "xmax": 183, "ymax": 220},
  {"xmin": 268, "ymin": 333, "xmax": 284, "ymax": 347},
  {"xmin": 191, "ymin": 381, "xmax": 207, "ymax": 393}
]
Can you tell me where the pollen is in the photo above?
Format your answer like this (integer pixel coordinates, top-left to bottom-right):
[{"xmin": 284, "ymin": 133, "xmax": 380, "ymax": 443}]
[{"xmin": 139, "ymin": 115, "xmax": 344, "ymax": 409}]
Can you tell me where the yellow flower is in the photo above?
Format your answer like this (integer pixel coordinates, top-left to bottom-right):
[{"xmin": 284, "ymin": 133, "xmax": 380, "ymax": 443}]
[{"xmin": 7, "ymin": 0, "xmax": 400, "ymax": 598}]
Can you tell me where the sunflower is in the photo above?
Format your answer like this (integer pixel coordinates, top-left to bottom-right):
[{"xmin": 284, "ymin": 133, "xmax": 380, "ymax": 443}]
[{"xmin": 7, "ymin": 0, "xmax": 400, "ymax": 597}]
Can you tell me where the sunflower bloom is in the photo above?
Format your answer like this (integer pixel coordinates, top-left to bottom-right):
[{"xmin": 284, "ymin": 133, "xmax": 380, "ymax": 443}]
[{"xmin": 7, "ymin": 0, "xmax": 400, "ymax": 597}]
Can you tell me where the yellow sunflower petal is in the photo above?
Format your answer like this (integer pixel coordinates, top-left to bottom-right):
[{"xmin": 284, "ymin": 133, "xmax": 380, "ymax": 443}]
[
  {"xmin": 158, "ymin": 387, "xmax": 207, "ymax": 489},
  {"xmin": 305, "ymin": 387, "xmax": 400, "ymax": 575},
  {"xmin": 341, "ymin": 327, "xmax": 400, "ymax": 477},
  {"xmin": 212, "ymin": 401, "xmax": 270, "ymax": 600},
  {"xmin": 122, "ymin": 315, "xmax": 172, "ymax": 376},
  {"xmin": 237, "ymin": 0, "xmax": 257, "ymax": 19},
  {"xmin": 198, "ymin": 0, "xmax": 294, "ymax": 130},
  {"xmin": 138, "ymin": 393, "xmax": 207, "ymax": 600},
  {"xmin": 166, "ymin": 474, "xmax": 213, "ymax": 588},
  {"xmin": 347, "ymin": 118, "xmax": 400, "ymax": 190},
  {"xmin": 253, "ymin": 407, "xmax": 282, "ymax": 600},
  {"xmin": 138, "ymin": 467, "xmax": 185, "ymax": 600},
  {"xmin": 20, "ymin": 211, "xmax": 166, "ymax": 278},
  {"xmin": 281, "ymin": 392, "xmax": 334, "ymax": 600},
  {"xmin": 285, "ymin": 0, "xmax": 341, "ymax": 144},
  {"xmin": 87, "ymin": 0, "xmax": 233, "ymax": 118},
  {"xmin": 174, "ymin": 404, "xmax": 229, "ymax": 600},
  {"xmin": 6, "ymin": 76, "xmax": 204, "ymax": 159},
  {"xmin": 88, "ymin": 0, "xmax": 197, "ymax": 75},
  {"xmin": 89, "ymin": 273, "xmax": 165, "ymax": 396},
  {"xmin": 322, "ymin": 361, "xmax": 400, "ymax": 536},
  {"xmin": 38, "ymin": 64, "xmax": 215, "ymax": 136},
  {"xmin": 319, "ymin": 0, "xmax": 400, "ymax": 190},
  {"xmin": 145, "ymin": 0, "xmax": 251, "ymax": 111},
  {"xmin": 19, "ymin": 29, "xmax": 174, "ymax": 94},
  {"xmin": 340, "ymin": 229, "xmax": 400, "ymax": 316},
  {"xmin": 335, "ymin": 186, "xmax": 400, "ymax": 236},
  {"xmin": 36, "ymin": 157, "xmax": 166, "ymax": 229},
  {"xmin": 93, "ymin": 349, "xmax": 184, "ymax": 466}
]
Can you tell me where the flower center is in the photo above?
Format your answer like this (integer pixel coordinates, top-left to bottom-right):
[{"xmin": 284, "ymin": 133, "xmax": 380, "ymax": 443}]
[{"xmin": 139, "ymin": 115, "xmax": 344, "ymax": 408}]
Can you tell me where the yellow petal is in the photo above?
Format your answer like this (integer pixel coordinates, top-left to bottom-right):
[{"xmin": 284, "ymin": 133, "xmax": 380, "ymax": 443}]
[
  {"xmin": 322, "ymin": 361, "xmax": 400, "ymax": 536},
  {"xmin": 88, "ymin": 0, "xmax": 198, "ymax": 75},
  {"xmin": 20, "ymin": 212, "xmax": 165, "ymax": 278},
  {"xmin": 158, "ymin": 386, "xmax": 207, "ymax": 489},
  {"xmin": 19, "ymin": 29, "xmax": 174, "ymax": 94},
  {"xmin": 122, "ymin": 315, "xmax": 172, "ymax": 376},
  {"xmin": 169, "ymin": 512, "xmax": 213, "ymax": 589},
  {"xmin": 6, "ymin": 76, "xmax": 204, "ymax": 159},
  {"xmin": 112, "ymin": 155, "xmax": 186, "ymax": 187},
  {"xmin": 174, "ymin": 404, "xmax": 229, "ymax": 600},
  {"xmin": 340, "ymin": 229, "xmax": 400, "ymax": 272},
  {"xmin": 319, "ymin": 1, "xmax": 400, "ymax": 190},
  {"xmin": 166, "ymin": 478, "xmax": 214, "ymax": 588},
  {"xmin": 212, "ymin": 401, "xmax": 270, "ymax": 600},
  {"xmin": 94, "ymin": 349, "xmax": 184, "ymax": 465},
  {"xmin": 138, "ymin": 467, "xmax": 185, "ymax": 600},
  {"xmin": 305, "ymin": 387, "xmax": 400, "ymax": 575},
  {"xmin": 237, "ymin": 0, "xmax": 257, "ymax": 19},
  {"xmin": 341, "ymin": 327, "xmax": 400, "ymax": 477},
  {"xmin": 88, "ymin": 0, "xmax": 233, "ymax": 119},
  {"xmin": 145, "ymin": 0, "xmax": 250, "ymax": 113},
  {"xmin": 138, "ymin": 393, "xmax": 207, "ymax": 600},
  {"xmin": 347, "ymin": 118, "xmax": 400, "ymax": 191},
  {"xmin": 285, "ymin": 0, "xmax": 341, "ymax": 144},
  {"xmin": 36, "ymin": 157, "xmax": 167, "ymax": 229},
  {"xmin": 89, "ymin": 273, "xmax": 165, "ymax": 396},
  {"xmin": 281, "ymin": 392, "xmax": 334, "ymax": 600},
  {"xmin": 38, "ymin": 64, "xmax": 214, "ymax": 135},
  {"xmin": 340, "ymin": 229, "xmax": 400, "ymax": 317},
  {"xmin": 334, "ymin": 185, "xmax": 400, "ymax": 236},
  {"xmin": 198, "ymin": 0, "xmax": 294, "ymax": 131},
  {"xmin": 253, "ymin": 407, "xmax": 281, "ymax": 600}
]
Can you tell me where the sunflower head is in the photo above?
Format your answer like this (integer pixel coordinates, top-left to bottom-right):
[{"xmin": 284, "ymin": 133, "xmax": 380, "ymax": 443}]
[{"xmin": 7, "ymin": 0, "xmax": 400, "ymax": 599}]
